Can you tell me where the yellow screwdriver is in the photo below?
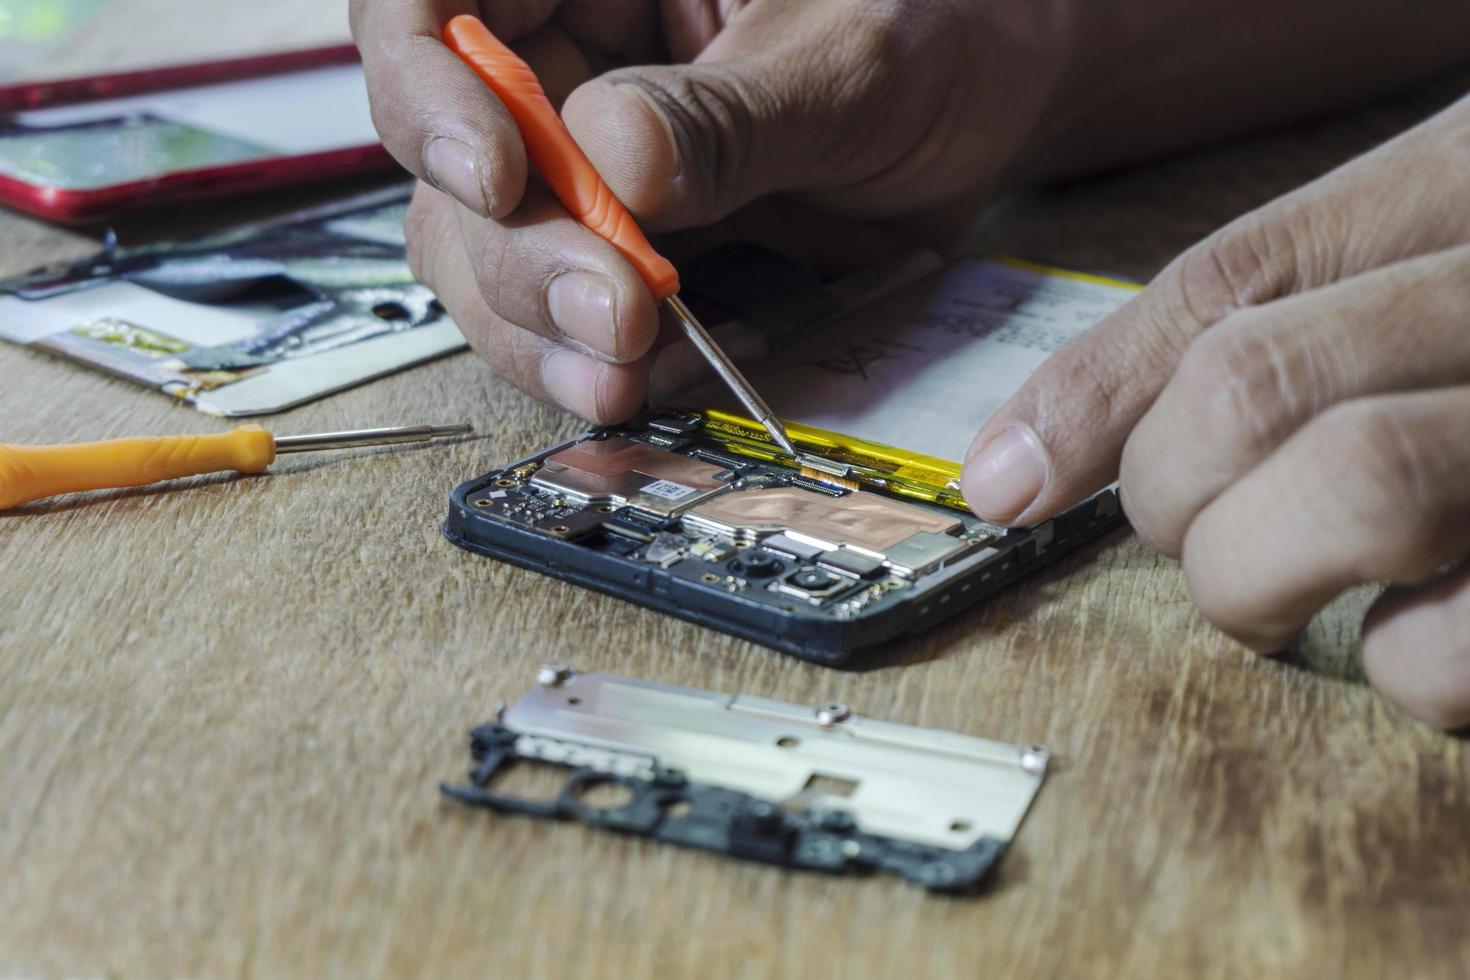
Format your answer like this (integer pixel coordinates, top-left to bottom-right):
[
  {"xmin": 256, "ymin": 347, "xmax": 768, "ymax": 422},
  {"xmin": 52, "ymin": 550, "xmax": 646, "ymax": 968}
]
[{"xmin": 0, "ymin": 422, "xmax": 471, "ymax": 510}]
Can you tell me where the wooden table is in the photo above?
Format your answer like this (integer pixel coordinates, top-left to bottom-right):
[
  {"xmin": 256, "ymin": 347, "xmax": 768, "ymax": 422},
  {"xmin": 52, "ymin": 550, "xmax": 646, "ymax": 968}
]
[{"xmin": 2, "ymin": 7, "xmax": 1467, "ymax": 977}]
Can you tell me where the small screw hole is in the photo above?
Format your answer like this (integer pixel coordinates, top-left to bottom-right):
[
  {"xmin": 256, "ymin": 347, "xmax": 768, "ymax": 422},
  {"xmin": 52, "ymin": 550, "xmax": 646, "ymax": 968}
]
[
  {"xmin": 776, "ymin": 736, "xmax": 800, "ymax": 749},
  {"xmin": 371, "ymin": 301, "xmax": 410, "ymax": 321},
  {"xmin": 472, "ymin": 498, "xmax": 493, "ymax": 508}
]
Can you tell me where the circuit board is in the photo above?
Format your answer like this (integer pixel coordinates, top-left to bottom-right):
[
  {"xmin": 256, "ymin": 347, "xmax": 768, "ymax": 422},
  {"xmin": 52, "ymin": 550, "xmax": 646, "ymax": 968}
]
[
  {"xmin": 443, "ymin": 667, "xmax": 1051, "ymax": 894},
  {"xmin": 444, "ymin": 411, "xmax": 1121, "ymax": 663}
]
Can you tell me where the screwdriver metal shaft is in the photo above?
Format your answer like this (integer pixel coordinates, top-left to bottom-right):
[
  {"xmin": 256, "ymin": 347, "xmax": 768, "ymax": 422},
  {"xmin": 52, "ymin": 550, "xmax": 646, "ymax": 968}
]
[
  {"xmin": 662, "ymin": 295, "xmax": 797, "ymax": 458},
  {"xmin": 275, "ymin": 422, "xmax": 472, "ymax": 453},
  {"xmin": 0, "ymin": 422, "xmax": 473, "ymax": 510}
]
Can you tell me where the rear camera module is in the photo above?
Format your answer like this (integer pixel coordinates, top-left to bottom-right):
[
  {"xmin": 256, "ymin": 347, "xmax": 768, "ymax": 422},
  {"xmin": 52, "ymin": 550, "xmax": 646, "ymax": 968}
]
[{"xmin": 787, "ymin": 567, "xmax": 842, "ymax": 592}]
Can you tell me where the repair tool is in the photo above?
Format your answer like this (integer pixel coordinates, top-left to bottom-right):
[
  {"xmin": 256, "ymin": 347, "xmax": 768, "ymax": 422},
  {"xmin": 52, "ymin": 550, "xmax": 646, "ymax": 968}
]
[
  {"xmin": 444, "ymin": 14, "xmax": 798, "ymax": 459},
  {"xmin": 0, "ymin": 422, "xmax": 471, "ymax": 509}
]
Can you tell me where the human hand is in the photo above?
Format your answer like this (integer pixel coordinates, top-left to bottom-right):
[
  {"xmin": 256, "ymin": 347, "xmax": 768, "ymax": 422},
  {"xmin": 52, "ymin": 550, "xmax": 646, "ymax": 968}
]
[
  {"xmin": 349, "ymin": 0, "xmax": 1066, "ymax": 420},
  {"xmin": 961, "ymin": 96, "xmax": 1470, "ymax": 729}
]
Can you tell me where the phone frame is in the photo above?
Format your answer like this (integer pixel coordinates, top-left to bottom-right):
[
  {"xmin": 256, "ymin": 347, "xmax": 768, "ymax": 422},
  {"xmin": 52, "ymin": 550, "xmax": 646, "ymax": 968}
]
[{"xmin": 0, "ymin": 46, "xmax": 394, "ymax": 223}]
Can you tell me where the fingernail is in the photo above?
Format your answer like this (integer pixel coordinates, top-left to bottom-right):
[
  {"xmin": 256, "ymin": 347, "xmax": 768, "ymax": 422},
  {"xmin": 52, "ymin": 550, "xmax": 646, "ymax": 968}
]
[
  {"xmin": 960, "ymin": 424, "xmax": 1050, "ymax": 523},
  {"xmin": 540, "ymin": 348, "xmax": 603, "ymax": 417},
  {"xmin": 547, "ymin": 272, "xmax": 619, "ymax": 359},
  {"xmin": 425, "ymin": 137, "xmax": 489, "ymax": 215}
]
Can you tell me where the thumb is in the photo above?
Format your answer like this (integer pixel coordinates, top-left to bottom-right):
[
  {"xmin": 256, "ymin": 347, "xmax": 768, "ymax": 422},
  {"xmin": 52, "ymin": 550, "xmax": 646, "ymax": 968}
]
[{"xmin": 558, "ymin": 5, "xmax": 897, "ymax": 232}]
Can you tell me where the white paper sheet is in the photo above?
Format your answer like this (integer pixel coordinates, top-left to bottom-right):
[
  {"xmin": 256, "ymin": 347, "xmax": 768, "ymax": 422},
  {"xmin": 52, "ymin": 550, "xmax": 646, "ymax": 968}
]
[
  {"xmin": 190, "ymin": 320, "xmax": 464, "ymax": 416},
  {"xmin": 0, "ymin": 281, "xmax": 262, "ymax": 346},
  {"xmin": 735, "ymin": 259, "xmax": 1140, "ymax": 463}
]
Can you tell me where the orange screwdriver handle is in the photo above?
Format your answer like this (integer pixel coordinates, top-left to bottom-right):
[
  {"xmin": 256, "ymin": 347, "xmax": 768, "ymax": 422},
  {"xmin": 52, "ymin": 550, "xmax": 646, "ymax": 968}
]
[
  {"xmin": 444, "ymin": 14, "xmax": 681, "ymax": 301},
  {"xmin": 0, "ymin": 425, "xmax": 276, "ymax": 510}
]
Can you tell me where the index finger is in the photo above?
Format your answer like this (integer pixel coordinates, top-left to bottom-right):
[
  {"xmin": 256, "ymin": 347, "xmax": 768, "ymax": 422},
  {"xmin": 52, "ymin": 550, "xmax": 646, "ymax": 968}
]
[{"xmin": 351, "ymin": 0, "xmax": 527, "ymax": 217}]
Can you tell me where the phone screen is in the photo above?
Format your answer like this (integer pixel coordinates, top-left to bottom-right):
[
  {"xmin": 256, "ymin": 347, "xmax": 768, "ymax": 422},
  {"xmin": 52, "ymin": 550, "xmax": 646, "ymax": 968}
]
[
  {"xmin": 0, "ymin": 62, "xmax": 379, "ymax": 191},
  {"xmin": 0, "ymin": 117, "xmax": 275, "ymax": 189}
]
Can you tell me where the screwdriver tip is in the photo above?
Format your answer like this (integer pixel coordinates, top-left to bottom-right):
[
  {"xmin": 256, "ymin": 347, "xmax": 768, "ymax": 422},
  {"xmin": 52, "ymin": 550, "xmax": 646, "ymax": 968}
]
[{"xmin": 762, "ymin": 419, "xmax": 798, "ymax": 458}]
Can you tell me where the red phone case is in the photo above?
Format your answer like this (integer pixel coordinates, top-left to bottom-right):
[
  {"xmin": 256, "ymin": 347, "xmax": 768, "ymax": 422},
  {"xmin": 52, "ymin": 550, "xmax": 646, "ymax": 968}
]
[{"xmin": 0, "ymin": 46, "xmax": 396, "ymax": 224}]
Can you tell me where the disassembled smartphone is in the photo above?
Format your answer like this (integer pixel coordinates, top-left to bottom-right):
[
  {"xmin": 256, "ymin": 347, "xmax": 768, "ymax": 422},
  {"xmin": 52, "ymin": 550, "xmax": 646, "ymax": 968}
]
[
  {"xmin": 443, "ymin": 666, "xmax": 1049, "ymax": 894},
  {"xmin": 445, "ymin": 258, "xmax": 1139, "ymax": 663},
  {"xmin": 446, "ymin": 410, "xmax": 1118, "ymax": 664}
]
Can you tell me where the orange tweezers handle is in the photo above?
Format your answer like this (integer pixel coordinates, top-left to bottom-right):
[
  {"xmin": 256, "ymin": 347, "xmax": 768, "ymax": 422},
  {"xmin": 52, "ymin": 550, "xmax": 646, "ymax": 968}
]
[{"xmin": 444, "ymin": 14, "xmax": 680, "ymax": 301}]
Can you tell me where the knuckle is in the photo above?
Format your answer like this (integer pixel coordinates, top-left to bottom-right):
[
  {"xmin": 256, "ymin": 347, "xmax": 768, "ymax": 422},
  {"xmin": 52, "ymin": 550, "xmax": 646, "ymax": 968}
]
[
  {"xmin": 1309, "ymin": 402, "xmax": 1412, "ymax": 509},
  {"xmin": 1306, "ymin": 401, "xmax": 1448, "ymax": 580},
  {"xmin": 1175, "ymin": 316, "xmax": 1299, "ymax": 465},
  {"xmin": 650, "ymin": 68, "xmax": 766, "ymax": 217},
  {"xmin": 1180, "ymin": 224, "xmax": 1269, "ymax": 320},
  {"xmin": 827, "ymin": 9, "xmax": 907, "ymax": 100},
  {"xmin": 1174, "ymin": 212, "xmax": 1307, "ymax": 328}
]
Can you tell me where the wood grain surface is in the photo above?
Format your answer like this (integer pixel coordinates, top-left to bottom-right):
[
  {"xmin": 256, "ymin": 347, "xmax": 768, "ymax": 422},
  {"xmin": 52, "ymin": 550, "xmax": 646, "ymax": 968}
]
[{"xmin": 2, "ymin": 6, "xmax": 1468, "ymax": 978}]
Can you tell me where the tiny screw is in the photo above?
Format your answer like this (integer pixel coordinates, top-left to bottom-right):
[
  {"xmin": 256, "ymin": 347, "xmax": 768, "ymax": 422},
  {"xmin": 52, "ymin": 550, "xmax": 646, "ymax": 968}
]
[
  {"xmin": 537, "ymin": 662, "xmax": 573, "ymax": 687},
  {"xmin": 815, "ymin": 702, "xmax": 851, "ymax": 726},
  {"xmin": 1020, "ymin": 745, "xmax": 1049, "ymax": 775}
]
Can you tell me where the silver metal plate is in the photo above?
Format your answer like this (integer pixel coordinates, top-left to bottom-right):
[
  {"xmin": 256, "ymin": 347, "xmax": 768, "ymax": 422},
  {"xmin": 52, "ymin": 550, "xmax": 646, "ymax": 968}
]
[
  {"xmin": 529, "ymin": 436, "xmax": 730, "ymax": 516},
  {"xmin": 507, "ymin": 669, "xmax": 1048, "ymax": 851}
]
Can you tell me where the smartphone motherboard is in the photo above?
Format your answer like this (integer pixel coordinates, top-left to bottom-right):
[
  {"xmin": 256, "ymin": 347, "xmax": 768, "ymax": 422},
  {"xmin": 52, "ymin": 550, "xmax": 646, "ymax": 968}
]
[{"xmin": 445, "ymin": 411, "xmax": 1121, "ymax": 664}]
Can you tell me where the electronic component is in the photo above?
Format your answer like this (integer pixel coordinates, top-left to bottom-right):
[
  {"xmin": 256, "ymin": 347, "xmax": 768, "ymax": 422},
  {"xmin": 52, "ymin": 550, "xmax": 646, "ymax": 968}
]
[
  {"xmin": 444, "ymin": 412, "xmax": 1125, "ymax": 663},
  {"xmin": 442, "ymin": 667, "xmax": 1050, "ymax": 893},
  {"xmin": 817, "ymin": 548, "xmax": 885, "ymax": 579},
  {"xmin": 761, "ymin": 533, "xmax": 825, "ymax": 562},
  {"xmin": 530, "ymin": 436, "xmax": 729, "ymax": 517},
  {"xmin": 727, "ymin": 550, "xmax": 788, "ymax": 579},
  {"xmin": 882, "ymin": 531, "xmax": 978, "ymax": 577},
  {"xmin": 697, "ymin": 409, "xmax": 968, "ymax": 509},
  {"xmin": 684, "ymin": 486, "xmax": 960, "ymax": 555},
  {"xmin": 775, "ymin": 566, "xmax": 852, "ymax": 602}
]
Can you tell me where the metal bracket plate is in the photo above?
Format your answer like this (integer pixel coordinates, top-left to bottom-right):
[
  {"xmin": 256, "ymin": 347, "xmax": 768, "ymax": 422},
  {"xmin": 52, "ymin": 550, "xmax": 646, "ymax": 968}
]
[{"xmin": 442, "ymin": 667, "xmax": 1048, "ymax": 893}]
